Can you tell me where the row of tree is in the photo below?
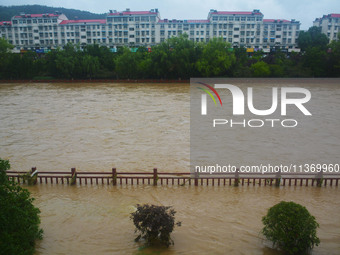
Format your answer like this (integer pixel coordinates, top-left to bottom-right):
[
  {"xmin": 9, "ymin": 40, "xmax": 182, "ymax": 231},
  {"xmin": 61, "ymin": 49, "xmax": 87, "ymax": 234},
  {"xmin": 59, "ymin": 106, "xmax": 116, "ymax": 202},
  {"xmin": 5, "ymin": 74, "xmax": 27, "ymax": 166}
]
[{"xmin": 0, "ymin": 27, "xmax": 339, "ymax": 80}]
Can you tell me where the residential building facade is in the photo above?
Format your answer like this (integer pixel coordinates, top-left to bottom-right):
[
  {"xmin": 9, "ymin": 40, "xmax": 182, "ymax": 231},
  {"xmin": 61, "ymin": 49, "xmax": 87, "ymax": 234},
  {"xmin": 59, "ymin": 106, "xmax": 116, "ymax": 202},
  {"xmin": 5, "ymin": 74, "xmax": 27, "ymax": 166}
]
[
  {"xmin": 313, "ymin": 14, "xmax": 340, "ymax": 42},
  {"xmin": 0, "ymin": 8, "xmax": 301, "ymax": 52}
]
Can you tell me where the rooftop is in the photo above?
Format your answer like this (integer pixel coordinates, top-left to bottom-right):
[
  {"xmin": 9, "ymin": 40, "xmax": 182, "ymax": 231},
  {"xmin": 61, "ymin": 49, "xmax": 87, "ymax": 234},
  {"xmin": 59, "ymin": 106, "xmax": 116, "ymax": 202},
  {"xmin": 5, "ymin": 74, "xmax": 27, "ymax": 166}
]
[
  {"xmin": 315, "ymin": 13, "xmax": 340, "ymax": 21},
  {"xmin": 158, "ymin": 19, "xmax": 209, "ymax": 23},
  {"xmin": 263, "ymin": 19, "xmax": 292, "ymax": 23},
  {"xmin": 108, "ymin": 10, "xmax": 158, "ymax": 16},
  {"xmin": 60, "ymin": 19, "xmax": 106, "ymax": 25},
  {"xmin": 14, "ymin": 13, "xmax": 60, "ymax": 18},
  {"xmin": 0, "ymin": 21, "xmax": 11, "ymax": 25},
  {"xmin": 210, "ymin": 10, "xmax": 263, "ymax": 16}
]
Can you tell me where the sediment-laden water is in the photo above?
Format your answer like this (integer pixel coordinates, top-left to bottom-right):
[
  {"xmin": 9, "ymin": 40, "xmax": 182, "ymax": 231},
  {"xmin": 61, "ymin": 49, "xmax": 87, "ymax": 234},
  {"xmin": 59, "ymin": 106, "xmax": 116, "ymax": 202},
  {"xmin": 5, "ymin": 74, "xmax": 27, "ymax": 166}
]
[{"xmin": 0, "ymin": 80, "xmax": 339, "ymax": 254}]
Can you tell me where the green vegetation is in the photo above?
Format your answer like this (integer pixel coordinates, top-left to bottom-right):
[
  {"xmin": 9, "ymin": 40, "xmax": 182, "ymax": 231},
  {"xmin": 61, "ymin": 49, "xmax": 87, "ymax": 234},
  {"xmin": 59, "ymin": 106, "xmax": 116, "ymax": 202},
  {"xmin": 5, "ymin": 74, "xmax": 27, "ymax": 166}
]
[
  {"xmin": 0, "ymin": 28, "xmax": 340, "ymax": 80},
  {"xmin": 262, "ymin": 201, "xmax": 320, "ymax": 255},
  {"xmin": 196, "ymin": 37, "xmax": 235, "ymax": 77},
  {"xmin": 21, "ymin": 171, "xmax": 38, "ymax": 185},
  {"xmin": 131, "ymin": 204, "xmax": 181, "ymax": 247},
  {"xmin": 297, "ymin": 27, "xmax": 329, "ymax": 51},
  {"xmin": 0, "ymin": 158, "xmax": 43, "ymax": 255},
  {"xmin": 0, "ymin": 4, "xmax": 105, "ymax": 21}
]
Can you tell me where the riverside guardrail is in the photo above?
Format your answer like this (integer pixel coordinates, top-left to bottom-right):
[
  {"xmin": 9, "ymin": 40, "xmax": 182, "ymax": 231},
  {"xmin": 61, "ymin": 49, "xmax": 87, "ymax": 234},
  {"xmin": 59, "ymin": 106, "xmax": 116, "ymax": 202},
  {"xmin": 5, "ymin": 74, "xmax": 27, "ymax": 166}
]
[{"xmin": 6, "ymin": 167, "xmax": 340, "ymax": 187}]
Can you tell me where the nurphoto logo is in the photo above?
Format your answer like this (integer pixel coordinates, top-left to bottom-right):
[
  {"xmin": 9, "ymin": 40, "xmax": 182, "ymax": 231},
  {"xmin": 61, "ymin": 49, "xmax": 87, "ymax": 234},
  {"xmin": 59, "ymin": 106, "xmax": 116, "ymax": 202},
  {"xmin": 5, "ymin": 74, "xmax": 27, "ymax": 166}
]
[{"xmin": 197, "ymin": 82, "xmax": 312, "ymax": 128}]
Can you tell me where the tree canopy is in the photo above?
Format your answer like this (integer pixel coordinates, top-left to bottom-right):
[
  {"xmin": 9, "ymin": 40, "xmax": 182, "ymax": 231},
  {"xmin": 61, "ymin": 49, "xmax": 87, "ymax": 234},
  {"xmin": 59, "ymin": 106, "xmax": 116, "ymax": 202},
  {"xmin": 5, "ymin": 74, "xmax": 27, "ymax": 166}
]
[
  {"xmin": 0, "ymin": 158, "xmax": 43, "ymax": 255},
  {"xmin": 298, "ymin": 26, "xmax": 329, "ymax": 51}
]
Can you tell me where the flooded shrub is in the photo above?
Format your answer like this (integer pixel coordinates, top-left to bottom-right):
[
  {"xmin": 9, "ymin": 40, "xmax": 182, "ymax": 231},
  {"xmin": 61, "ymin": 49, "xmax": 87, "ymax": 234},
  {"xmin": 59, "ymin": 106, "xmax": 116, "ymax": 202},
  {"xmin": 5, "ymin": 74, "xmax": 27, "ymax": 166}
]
[
  {"xmin": 131, "ymin": 204, "xmax": 181, "ymax": 247},
  {"xmin": 262, "ymin": 201, "xmax": 320, "ymax": 255},
  {"xmin": 22, "ymin": 172, "xmax": 38, "ymax": 185},
  {"xmin": 0, "ymin": 158, "xmax": 10, "ymax": 184},
  {"xmin": 0, "ymin": 158, "xmax": 43, "ymax": 255}
]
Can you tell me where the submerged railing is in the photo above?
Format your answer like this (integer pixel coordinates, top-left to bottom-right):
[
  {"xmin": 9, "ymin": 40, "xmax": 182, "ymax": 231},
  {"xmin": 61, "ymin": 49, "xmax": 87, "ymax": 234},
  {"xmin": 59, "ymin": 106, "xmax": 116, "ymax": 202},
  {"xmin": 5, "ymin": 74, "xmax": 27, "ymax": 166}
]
[{"xmin": 6, "ymin": 167, "xmax": 340, "ymax": 187}]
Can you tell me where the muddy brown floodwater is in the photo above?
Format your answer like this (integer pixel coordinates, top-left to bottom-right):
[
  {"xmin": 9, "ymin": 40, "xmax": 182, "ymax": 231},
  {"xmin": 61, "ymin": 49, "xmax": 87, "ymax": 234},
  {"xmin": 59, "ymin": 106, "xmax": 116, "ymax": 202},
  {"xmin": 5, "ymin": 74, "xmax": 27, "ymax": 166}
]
[{"xmin": 0, "ymin": 79, "xmax": 339, "ymax": 254}]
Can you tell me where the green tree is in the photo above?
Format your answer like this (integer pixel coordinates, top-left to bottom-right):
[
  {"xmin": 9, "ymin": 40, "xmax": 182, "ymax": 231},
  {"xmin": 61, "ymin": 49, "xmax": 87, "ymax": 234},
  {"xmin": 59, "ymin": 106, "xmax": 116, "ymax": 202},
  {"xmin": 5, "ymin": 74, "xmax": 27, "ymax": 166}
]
[
  {"xmin": 0, "ymin": 38, "xmax": 14, "ymax": 79},
  {"xmin": 231, "ymin": 47, "xmax": 252, "ymax": 77},
  {"xmin": 262, "ymin": 201, "xmax": 320, "ymax": 255},
  {"xmin": 131, "ymin": 204, "xmax": 181, "ymax": 247},
  {"xmin": 149, "ymin": 41, "xmax": 173, "ymax": 79},
  {"xmin": 55, "ymin": 53, "xmax": 77, "ymax": 78},
  {"xmin": 84, "ymin": 44, "xmax": 115, "ymax": 78},
  {"xmin": 250, "ymin": 61, "xmax": 271, "ymax": 77},
  {"xmin": 55, "ymin": 43, "xmax": 83, "ymax": 78},
  {"xmin": 263, "ymin": 51, "xmax": 287, "ymax": 77},
  {"xmin": 0, "ymin": 38, "xmax": 14, "ymax": 54},
  {"xmin": 196, "ymin": 38, "xmax": 235, "ymax": 77},
  {"xmin": 0, "ymin": 158, "xmax": 43, "ymax": 255},
  {"xmin": 327, "ymin": 33, "xmax": 340, "ymax": 76},
  {"xmin": 166, "ymin": 34, "xmax": 198, "ymax": 79},
  {"xmin": 81, "ymin": 55, "xmax": 100, "ymax": 79},
  {"xmin": 115, "ymin": 47, "xmax": 141, "ymax": 79},
  {"xmin": 303, "ymin": 47, "xmax": 328, "ymax": 77},
  {"xmin": 298, "ymin": 26, "xmax": 329, "ymax": 51},
  {"xmin": 0, "ymin": 52, "xmax": 40, "ymax": 79}
]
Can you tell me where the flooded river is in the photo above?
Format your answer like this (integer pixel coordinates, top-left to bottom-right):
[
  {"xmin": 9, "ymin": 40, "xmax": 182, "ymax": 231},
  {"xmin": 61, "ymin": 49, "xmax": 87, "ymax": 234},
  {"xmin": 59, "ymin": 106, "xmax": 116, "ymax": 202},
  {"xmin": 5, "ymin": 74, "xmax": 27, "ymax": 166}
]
[{"xmin": 0, "ymin": 80, "xmax": 339, "ymax": 254}]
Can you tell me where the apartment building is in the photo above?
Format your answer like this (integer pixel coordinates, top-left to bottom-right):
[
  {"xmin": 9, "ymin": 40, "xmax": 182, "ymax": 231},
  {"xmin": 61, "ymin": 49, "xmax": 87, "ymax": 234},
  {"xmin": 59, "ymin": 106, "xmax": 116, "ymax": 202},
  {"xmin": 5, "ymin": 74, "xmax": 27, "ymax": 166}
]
[
  {"xmin": 262, "ymin": 19, "xmax": 300, "ymax": 52},
  {"xmin": 0, "ymin": 8, "xmax": 301, "ymax": 52},
  {"xmin": 313, "ymin": 14, "xmax": 340, "ymax": 42},
  {"xmin": 106, "ymin": 8, "xmax": 159, "ymax": 47},
  {"xmin": 156, "ymin": 10, "xmax": 264, "ymax": 47},
  {"xmin": 0, "ymin": 12, "xmax": 67, "ymax": 50}
]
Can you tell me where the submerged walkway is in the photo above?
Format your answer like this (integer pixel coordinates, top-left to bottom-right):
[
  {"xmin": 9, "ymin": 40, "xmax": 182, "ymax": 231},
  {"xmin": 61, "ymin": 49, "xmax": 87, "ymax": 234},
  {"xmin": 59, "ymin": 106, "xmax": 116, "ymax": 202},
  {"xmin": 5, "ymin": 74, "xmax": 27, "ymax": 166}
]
[{"xmin": 6, "ymin": 167, "xmax": 340, "ymax": 187}]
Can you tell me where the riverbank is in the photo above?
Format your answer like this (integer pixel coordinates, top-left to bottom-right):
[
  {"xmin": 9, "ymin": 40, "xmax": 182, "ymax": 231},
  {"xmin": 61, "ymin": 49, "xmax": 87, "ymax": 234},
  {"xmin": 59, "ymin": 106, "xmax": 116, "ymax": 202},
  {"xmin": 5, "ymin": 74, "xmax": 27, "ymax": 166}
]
[
  {"xmin": 2, "ymin": 77, "xmax": 340, "ymax": 84},
  {"xmin": 0, "ymin": 78, "xmax": 189, "ymax": 84}
]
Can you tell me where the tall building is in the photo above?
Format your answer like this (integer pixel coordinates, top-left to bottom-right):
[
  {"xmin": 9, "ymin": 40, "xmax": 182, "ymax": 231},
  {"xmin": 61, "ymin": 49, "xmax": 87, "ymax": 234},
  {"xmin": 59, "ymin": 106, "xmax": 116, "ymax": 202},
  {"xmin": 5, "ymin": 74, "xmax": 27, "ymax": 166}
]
[
  {"xmin": 0, "ymin": 8, "xmax": 301, "ymax": 52},
  {"xmin": 313, "ymin": 14, "xmax": 340, "ymax": 42},
  {"xmin": 262, "ymin": 19, "xmax": 300, "ymax": 52},
  {"xmin": 0, "ymin": 12, "xmax": 68, "ymax": 50}
]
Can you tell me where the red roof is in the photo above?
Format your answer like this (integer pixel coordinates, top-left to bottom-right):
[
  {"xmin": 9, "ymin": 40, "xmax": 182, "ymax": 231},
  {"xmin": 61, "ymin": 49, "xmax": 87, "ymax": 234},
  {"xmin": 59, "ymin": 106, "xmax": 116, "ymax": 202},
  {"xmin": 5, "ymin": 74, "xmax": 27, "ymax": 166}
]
[
  {"xmin": 315, "ymin": 13, "xmax": 340, "ymax": 21},
  {"xmin": 0, "ymin": 21, "xmax": 11, "ymax": 25},
  {"xmin": 14, "ymin": 13, "xmax": 59, "ymax": 18},
  {"xmin": 108, "ymin": 11, "xmax": 157, "ymax": 16},
  {"xmin": 59, "ymin": 19, "xmax": 106, "ymax": 25},
  {"xmin": 263, "ymin": 19, "xmax": 291, "ymax": 23},
  {"xmin": 212, "ymin": 11, "xmax": 262, "ymax": 15},
  {"xmin": 158, "ymin": 19, "xmax": 209, "ymax": 23}
]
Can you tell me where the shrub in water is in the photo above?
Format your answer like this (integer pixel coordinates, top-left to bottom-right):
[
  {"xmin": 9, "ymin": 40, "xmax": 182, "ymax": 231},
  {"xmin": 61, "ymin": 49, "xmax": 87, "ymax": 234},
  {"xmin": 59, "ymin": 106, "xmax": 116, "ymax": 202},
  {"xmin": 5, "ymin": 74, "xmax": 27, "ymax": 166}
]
[
  {"xmin": 131, "ymin": 204, "xmax": 181, "ymax": 247},
  {"xmin": 262, "ymin": 201, "xmax": 320, "ymax": 255},
  {"xmin": 0, "ymin": 158, "xmax": 43, "ymax": 255},
  {"xmin": 0, "ymin": 158, "xmax": 10, "ymax": 184}
]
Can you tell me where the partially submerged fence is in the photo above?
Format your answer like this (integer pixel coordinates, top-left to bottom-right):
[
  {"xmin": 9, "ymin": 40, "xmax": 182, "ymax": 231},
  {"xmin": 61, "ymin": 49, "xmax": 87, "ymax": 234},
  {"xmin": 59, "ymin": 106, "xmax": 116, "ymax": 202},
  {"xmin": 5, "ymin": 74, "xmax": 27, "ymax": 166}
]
[{"xmin": 6, "ymin": 167, "xmax": 340, "ymax": 187}]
